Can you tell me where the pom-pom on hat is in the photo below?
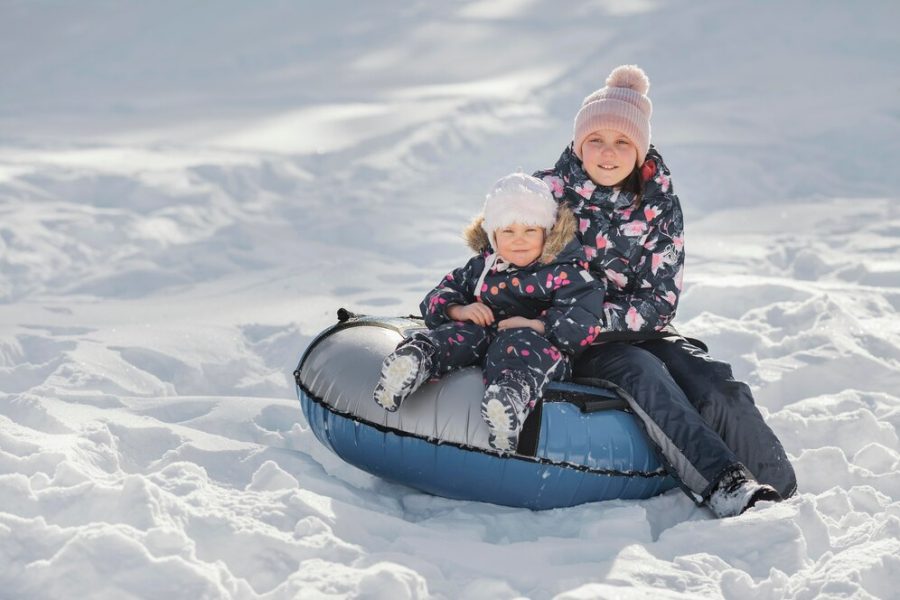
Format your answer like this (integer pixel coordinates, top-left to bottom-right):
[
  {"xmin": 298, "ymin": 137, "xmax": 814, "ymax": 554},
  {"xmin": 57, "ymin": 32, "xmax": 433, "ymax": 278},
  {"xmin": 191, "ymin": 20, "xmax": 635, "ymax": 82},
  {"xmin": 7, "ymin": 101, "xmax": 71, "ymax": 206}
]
[
  {"xmin": 481, "ymin": 173, "xmax": 557, "ymax": 249},
  {"xmin": 573, "ymin": 64, "xmax": 652, "ymax": 166}
]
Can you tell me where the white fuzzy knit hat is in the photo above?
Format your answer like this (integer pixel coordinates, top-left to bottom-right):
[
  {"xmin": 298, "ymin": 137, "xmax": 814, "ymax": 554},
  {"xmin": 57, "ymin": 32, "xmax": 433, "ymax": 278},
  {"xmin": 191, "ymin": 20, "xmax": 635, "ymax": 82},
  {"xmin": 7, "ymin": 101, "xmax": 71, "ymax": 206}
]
[
  {"xmin": 573, "ymin": 64, "xmax": 652, "ymax": 166},
  {"xmin": 481, "ymin": 173, "xmax": 557, "ymax": 249}
]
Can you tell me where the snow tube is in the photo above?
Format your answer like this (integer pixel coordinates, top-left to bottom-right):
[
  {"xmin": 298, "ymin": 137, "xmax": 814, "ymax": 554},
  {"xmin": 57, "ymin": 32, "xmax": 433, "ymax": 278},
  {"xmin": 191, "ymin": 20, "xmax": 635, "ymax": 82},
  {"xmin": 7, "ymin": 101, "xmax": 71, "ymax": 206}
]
[{"xmin": 293, "ymin": 310, "xmax": 677, "ymax": 510}]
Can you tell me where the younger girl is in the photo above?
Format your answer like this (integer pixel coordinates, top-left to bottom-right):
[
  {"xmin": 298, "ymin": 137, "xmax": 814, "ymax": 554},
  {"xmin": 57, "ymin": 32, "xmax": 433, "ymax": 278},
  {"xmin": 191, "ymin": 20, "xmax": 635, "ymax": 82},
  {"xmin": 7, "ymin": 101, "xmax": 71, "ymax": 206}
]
[
  {"xmin": 373, "ymin": 173, "xmax": 605, "ymax": 451},
  {"xmin": 534, "ymin": 64, "xmax": 796, "ymax": 518}
]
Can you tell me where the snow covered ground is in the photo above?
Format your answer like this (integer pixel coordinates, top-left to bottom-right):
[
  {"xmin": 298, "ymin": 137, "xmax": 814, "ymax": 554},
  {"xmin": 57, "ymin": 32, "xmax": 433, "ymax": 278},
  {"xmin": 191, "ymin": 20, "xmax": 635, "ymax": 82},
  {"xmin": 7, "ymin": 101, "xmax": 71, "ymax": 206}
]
[{"xmin": 2, "ymin": 1, "xmax": 899, "ymax": 598}]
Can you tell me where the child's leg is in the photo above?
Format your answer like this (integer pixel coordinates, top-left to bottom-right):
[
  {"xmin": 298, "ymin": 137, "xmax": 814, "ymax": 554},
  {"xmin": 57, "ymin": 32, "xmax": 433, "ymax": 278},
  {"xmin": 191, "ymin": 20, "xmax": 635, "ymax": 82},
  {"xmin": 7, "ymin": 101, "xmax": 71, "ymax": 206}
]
[
  {"xmin": 426, "ymin": 321, "xmax": 493, "ymax": 375},
  {"xmin": 374, "ymin": 323, "xmax": 490, "ymax": 411},
  {"xmin": 479, "ymin": 328, "xmax": 570, "ymax": 451}
]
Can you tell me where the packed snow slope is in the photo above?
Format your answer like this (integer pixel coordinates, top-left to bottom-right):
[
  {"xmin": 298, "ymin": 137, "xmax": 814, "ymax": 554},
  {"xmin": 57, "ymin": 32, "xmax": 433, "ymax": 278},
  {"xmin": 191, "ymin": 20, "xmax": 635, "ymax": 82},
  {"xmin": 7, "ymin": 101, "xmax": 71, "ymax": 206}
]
[{"xmin": 1, "ymin": 1, "xmax": 899, "ymax": 598}]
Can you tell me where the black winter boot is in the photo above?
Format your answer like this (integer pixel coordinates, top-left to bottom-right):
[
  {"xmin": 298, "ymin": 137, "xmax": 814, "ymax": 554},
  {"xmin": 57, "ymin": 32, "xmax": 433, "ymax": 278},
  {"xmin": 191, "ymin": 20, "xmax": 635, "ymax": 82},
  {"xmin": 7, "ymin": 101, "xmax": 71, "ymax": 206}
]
[
  {"xmin": 373, "ymin": 339, "xmax": 435, "ymax": 412},
  {"xmin": 481, "ymin": 378, "xmax": 531, "ymax": 453},
  {"xmin": 707, "ymin": 467, "xmax": 782, "ymax": 518}
]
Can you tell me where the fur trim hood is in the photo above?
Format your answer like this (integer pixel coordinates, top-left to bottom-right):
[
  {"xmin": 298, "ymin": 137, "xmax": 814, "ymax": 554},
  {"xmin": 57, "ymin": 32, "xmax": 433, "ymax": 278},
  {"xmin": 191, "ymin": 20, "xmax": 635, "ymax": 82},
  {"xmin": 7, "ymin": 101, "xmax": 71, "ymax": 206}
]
[{"xmin": 462, "ymin": 205, "xmax": 578, "ymax": 265}]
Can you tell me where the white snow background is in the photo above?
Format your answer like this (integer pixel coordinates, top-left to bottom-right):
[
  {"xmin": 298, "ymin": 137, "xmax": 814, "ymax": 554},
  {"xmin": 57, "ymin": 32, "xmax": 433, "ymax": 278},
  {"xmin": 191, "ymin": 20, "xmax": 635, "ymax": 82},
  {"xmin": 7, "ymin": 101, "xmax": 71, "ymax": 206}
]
[{"xmin": 2, "ymin": 1, "xmax": 899, "ymax": 598}]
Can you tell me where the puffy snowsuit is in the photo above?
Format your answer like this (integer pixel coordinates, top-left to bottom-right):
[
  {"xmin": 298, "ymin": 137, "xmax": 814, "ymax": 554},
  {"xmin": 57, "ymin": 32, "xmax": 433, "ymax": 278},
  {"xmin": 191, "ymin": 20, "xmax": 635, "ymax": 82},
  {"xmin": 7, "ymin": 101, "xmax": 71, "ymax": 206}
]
[
  {"xmin": 411, "ymin": 205, "xmax": 606, "ymax": 413},
  {"xmin": 535, "ymin": 145, "xmax": 798, "ymax": 500}
]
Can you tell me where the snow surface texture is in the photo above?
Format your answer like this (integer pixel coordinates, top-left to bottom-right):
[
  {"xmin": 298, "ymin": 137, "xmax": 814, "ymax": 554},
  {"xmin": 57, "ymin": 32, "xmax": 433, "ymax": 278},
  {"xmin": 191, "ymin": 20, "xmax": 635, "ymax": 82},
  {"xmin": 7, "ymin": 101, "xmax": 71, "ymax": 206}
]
[{"xmin": 2, "ymin": 1, "xmax": 899, "ymax": 598}]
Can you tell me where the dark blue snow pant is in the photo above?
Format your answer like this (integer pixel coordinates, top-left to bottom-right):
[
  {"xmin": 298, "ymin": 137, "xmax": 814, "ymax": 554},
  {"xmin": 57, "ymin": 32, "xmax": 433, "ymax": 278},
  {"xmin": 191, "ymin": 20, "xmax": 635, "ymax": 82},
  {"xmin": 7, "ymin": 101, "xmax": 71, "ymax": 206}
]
[
  {"xmin": 575, "ymin": 337, "xmax": 797, "ymax": 501},
  {"xmin": 408, "ymin": 322, "xmax": 571, "ymax": 411}
]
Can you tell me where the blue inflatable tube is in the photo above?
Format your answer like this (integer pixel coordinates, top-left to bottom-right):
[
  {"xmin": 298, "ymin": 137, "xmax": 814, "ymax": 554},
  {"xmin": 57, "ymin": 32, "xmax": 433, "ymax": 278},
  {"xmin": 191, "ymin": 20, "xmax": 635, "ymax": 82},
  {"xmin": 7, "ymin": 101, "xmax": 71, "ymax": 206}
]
[{"xmin": 294, "ymin": 312, "xmax": 677, "ymax": 510}]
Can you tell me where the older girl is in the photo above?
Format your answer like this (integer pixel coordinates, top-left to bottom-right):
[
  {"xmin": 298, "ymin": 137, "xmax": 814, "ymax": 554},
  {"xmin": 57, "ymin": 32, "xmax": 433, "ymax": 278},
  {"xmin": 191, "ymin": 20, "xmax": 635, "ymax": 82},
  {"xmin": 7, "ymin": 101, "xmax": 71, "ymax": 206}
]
[{"xmin": 534, "ymin": 65, "xmax": 796, "ymax": 518}]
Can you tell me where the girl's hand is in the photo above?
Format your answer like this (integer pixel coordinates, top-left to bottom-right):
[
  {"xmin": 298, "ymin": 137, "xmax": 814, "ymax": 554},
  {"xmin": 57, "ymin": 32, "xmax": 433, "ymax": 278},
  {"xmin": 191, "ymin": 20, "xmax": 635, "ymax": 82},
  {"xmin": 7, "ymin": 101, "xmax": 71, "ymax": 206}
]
[
  {"xmin": 498, "ymin": 316, "xmax": 545, "ymax": 334},
  {"xmin": 447, "ymin": 303, "xmax": 495, "ymax": 327}
]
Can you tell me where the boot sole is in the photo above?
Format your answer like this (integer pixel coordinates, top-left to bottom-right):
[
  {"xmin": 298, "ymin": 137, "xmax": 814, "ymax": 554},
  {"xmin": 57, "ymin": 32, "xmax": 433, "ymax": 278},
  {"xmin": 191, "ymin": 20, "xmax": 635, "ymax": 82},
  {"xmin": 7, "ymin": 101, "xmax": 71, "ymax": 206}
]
[
  {"xmin": 482, "ymin": 397, "xmax": 516, "ymax": 435},
  {"xmin": 373, "ymin": 354, "xmax": 421, "ymax": 412}
]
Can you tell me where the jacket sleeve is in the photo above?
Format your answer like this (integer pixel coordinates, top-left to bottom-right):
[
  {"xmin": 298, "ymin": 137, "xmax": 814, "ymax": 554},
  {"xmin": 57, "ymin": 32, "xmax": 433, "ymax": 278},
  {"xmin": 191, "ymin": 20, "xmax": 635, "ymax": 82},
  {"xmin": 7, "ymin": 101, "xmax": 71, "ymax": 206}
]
[
  {"xmin": 603, "ymin": 149, "xmax": 685, "ymax": 333},
  {"xmin": 419, "ymin": 255, "xmax": 484, "ymax": 328},
  {"xmin": 540, "ymin": 263, "xmax": 606, "ymax": 357}
]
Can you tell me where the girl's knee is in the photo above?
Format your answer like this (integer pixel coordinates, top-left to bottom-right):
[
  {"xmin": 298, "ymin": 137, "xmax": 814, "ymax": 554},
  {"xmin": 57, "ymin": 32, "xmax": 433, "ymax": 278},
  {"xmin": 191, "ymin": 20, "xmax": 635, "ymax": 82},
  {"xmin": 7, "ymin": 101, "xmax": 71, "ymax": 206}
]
[
  {"xmin": 489, "ymin": 329, "xmax": 556, "ymax": 358},
  {"xmin": 493, "ymin": 327, "xmax": 543, "ymax": 344},
  {"xmin": 456, "ymin": 321, "xmax": 489, "ymax": 335},
  {"xmin": 575, "ymin": 343, "xmax": 669, "ymax": 380}
]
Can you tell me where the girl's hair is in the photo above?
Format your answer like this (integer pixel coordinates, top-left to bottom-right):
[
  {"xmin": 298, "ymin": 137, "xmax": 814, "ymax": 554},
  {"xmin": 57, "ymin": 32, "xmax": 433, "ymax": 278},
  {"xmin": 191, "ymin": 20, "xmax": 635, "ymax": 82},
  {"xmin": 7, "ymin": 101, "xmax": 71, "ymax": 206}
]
[{"xmin": 620, "ymin": 166, "xmax": 644, "ymax": 208}]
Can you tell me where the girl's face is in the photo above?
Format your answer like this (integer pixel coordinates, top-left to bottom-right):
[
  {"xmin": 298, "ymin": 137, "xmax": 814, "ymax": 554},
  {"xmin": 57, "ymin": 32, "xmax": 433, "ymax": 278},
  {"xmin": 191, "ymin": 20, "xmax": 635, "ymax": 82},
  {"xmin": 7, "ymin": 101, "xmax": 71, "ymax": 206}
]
[
  {"xmin": 580, "ymin": 129, "xmax": 638, "ymax": 187},
  {"xmin": 494, "ymin": 223, "xmax": 545, "ymax": 267}
]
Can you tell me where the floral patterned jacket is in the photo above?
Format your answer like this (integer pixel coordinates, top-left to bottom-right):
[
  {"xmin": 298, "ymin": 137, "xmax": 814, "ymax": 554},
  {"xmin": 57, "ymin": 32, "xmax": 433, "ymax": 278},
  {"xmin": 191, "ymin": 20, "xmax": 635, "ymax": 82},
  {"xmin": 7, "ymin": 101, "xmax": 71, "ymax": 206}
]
[
  {"xmin": 421, "ymin": 206, "xmax": 606, "ymax": 357},
  {"xmin": 534, "ymin": 145, "xmax": 684, "ymax": 333}
]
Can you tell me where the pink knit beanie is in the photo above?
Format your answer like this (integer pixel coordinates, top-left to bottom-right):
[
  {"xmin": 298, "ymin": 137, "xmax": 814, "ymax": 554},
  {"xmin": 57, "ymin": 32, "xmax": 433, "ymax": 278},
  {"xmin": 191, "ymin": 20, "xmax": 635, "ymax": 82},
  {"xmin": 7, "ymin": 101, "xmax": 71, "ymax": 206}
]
[{"xmin": 573, "ymin": 65, "xmax": 652, "ymax": 166}]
